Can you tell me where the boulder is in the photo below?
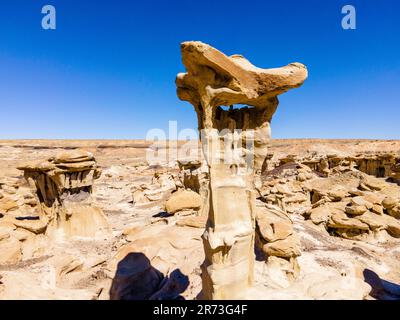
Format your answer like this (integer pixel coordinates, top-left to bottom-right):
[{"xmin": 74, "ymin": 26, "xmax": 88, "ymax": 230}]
[
  {"xmin": 371, "ymin": 204, "xmax": 384, "ymax": 215},
  {"xmin": 13, "ymin": 217, "xmax": 48, "ymax": 234},
  {"xmin": 262, "ymin": 234, "xmax": 301, "ymax": 258},
  {"xmin": 328, "ymin": 211, "xmax": 370, "ymax": 231},
  {"xmin": 387, "ymin": 206, "xmax": 400, "ymax": 219},
  {"xmin": 382, "ymin": 197, "xmax": 398, "ymax": 210},
  {"xmin": 176, "ymin": 214, "xmax": 207, "ymax": 229},
  {"xmin": 355, "ymin": 211, "xmax": 387, "ymax": 230},
  {"xmin": 362, "ymin": 176, "xmax": 387, "ymax": 191},
  {"xmin": 351, "ymin": 196, "xmax": 373, "ymax": 209},
  {"xmin": 165, "ymin": 190, "xmax": 201, "ymax": 214},
  {"xmin": 256, "ymin": 204, "xmax": 293, "ymax": 242},
  {"xmin": 345, "ymin": 205, "xmax": 368, "ymax": 216},
  {"xmin": 327, "ymin": 190, "xmax": 348, "ymax": 201},
  {"xmin": 384, "ymin": 216, "xmax": 400, "ymax": 238},
  {"xmin": 362, "ymin": 193, "xmax": 385, "ymax": 205},
  {"xmin": 309, "ymin": 206, "xmax": 332, "ymax": 225}
]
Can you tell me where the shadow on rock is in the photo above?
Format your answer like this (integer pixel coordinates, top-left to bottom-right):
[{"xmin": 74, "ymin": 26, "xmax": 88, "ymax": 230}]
[
  {"xmin": 152, "ymin": 211, "xmax": 174, "ymax": 218},
  {"xmin": 110, "ymin": 252, "xmax": 189, "ymax": 300},
  {"xmin": 363, "ymin": 268, "xmax": 400, "ymax": 300}
]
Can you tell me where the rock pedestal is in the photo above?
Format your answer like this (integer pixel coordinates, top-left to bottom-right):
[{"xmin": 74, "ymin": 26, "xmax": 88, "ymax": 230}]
[
  {"xmin": 176, "ymin": 41, "xmax": 307, "ymax": 299},
  {"xmin": 18, "ymin": 150, "xmax": 109, "ymax": 238}
]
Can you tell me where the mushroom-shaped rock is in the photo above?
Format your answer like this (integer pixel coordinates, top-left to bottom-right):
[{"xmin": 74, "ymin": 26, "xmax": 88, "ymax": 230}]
[
  {"xmin": 177, "ymin": 41, "xmax": 308, "ymax": 111},
  {"xmin": 18, "ymin": 150, "xmax": 109, "ymax": 238},
  {"xmin": 176, "ymin": 41, "xmax": 307, "ymax": 299}
]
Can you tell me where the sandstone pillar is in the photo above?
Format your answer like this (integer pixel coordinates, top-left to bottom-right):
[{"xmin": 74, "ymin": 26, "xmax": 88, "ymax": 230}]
[{"xmin": 176, "ymin": 41, "xmax": 307, "ymax": 299}]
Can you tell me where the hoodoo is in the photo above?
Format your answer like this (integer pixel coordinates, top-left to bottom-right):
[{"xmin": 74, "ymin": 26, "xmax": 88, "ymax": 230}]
[{"xmin": 176, "ymin": 41, "xmax": 308, "ymax": 299}]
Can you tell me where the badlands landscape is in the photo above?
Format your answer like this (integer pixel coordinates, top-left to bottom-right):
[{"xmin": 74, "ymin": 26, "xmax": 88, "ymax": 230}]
[
  {"xmin": 0, "ymin": 139, "xmax": 399, "ymax": 300},
  {"xmin": 1, "ymin": 42, "xmax": 399, "ymax": 301}
]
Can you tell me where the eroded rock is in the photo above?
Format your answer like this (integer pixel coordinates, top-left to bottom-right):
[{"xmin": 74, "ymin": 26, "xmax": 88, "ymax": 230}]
[
  {"xmin": 176, "ymin": 41, "xmax": 307, "ymax": 299},
  {"xmin": 17, "ymin": 150, "xmax": 109, "ymax": 238}
]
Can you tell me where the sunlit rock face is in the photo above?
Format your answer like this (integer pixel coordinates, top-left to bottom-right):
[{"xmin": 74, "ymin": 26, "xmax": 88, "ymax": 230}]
[
  {"xmin": 176, "ymin": 41, "xmax": 307, "ymax": 299},
  {"xmin": 18, "ymin": 150, "xmax": 109, "ymax": 238}
]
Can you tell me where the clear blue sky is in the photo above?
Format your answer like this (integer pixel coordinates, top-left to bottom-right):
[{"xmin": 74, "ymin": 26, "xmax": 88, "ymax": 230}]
[{"xmin": 0, "ymin": 0, "xmax": 399, "ymax": 139}]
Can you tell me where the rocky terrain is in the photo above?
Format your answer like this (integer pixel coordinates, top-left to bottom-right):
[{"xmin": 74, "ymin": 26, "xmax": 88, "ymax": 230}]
[{"xmin": 0, "ymin": 139, "xmax": 399, "ymax": 300}]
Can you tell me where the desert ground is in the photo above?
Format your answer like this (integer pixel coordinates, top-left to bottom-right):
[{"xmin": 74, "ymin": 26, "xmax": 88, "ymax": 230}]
[{"xmin": 0, "ymin": 139, "xmax": 399, "ymax": 300}]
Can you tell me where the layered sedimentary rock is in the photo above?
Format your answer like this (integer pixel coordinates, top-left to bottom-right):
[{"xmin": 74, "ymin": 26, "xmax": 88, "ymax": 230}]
[
  {"xmin": 260, "ymin": 154, "xmax": 400, "ymax": 242},
  {"xmin": 176, "ymin": 41, "xmax": 307, "ymax": 299},
  {"xmin": 299, "ymin": 153, "xmax": 400, "ymax": 179},
  {"xmin": 306, "ymin": 172, "xmax": 400, "ymax": 241},
  {"xmin": 18, "ymin": 150, "xmax": 109, "ymax": 238}
]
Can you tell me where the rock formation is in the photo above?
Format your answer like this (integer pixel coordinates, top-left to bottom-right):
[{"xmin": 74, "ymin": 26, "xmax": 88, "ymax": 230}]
[
  {"xmin": 17, "ymin": 150, "xmax": 109, "ymax": 238},
  {"xmin": 176, "ymin": 41, "xmax": 307, "ymax": 299},
  {"xmin": 306, "ymin": 172, "xmax": 400, "ymax": 241},
  {"xmin": 255, "ymin": 201, "xmax": 301, "ymax": 286},
  {"xmin": 1, "ymin": 140, "xmax": 400, "ymax": 300},
  {"xmin": 298, "ymin": 152, "xmax": 400, "ymax": 179},
  {"xmin": 165, "ymin": 189, "xmax": 202, "ymax": 214},
  {"xmin": 260, "ymin": 153, "xmax": 400, "ymax": 242}
]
